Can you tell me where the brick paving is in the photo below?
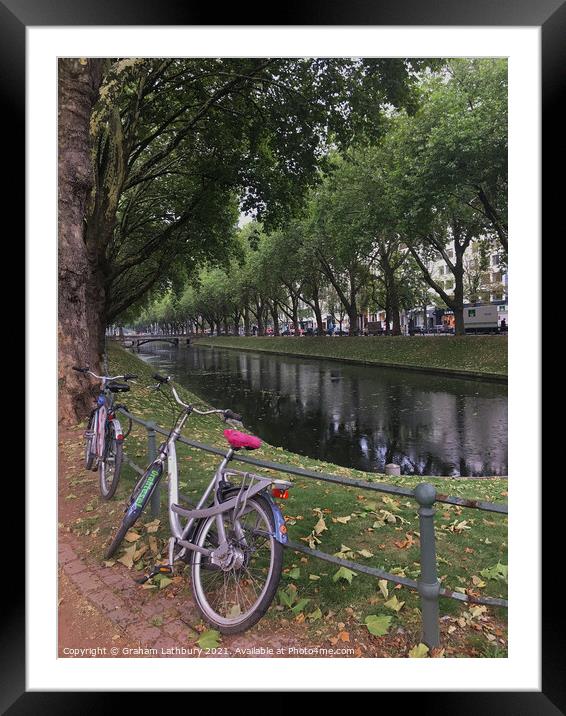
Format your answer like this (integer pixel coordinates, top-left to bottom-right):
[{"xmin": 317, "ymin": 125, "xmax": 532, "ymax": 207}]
[{"xmin": 58, "ymin": 536, "xmax": 320, "ymax": 658}]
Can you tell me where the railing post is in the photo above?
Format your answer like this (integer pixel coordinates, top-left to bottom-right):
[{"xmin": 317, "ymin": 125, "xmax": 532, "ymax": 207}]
[
  {"xmin": 146, "ymin": 421, "xmax": 160, "ymax": 518},
  {"xmin": 414, "ymin": 482, "xmax": 441, "ymax": 649}
]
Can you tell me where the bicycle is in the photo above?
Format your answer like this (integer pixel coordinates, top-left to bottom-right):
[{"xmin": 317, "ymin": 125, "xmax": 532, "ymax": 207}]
[
  {"xmin": 72, "ymin": 366, "xmax": 138, "ymax": 500},
  {"xmin": 105, "ymin": 373, "xmax": 293, "ymax": 634}
]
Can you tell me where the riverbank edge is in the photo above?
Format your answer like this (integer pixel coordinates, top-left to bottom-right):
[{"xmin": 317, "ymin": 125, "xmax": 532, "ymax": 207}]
[
  {"xmin": 191, "ymin": 337, "xmax": 508, "ymax": 383},
  {"xmin": 114, "ymin": 343, "xmax": 508, "ymax": 482}
]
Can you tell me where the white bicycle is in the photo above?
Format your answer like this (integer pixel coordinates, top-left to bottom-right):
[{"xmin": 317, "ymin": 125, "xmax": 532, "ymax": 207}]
[{"xmin": 105, "ymin": 373, "xmax": 293, "ymax": 634}]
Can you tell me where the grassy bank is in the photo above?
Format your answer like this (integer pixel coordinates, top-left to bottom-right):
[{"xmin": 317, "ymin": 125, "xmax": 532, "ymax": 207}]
[
  {"xmin": 192, "ymin": 335, "xmax": 508, "ymax": 380},
  {"xmin": 68, "ymin": 343, "xmax": 507, "ymax": 656}
]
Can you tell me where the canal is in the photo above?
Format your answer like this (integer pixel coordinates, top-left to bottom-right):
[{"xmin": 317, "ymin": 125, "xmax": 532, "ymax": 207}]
[{"xmin": 135, "ymin": 342, "xmax": 508, "ymax": 477}]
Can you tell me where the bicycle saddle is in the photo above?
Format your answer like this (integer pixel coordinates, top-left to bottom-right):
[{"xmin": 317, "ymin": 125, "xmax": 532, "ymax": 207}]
[{"xmin": 223, "ymin": 429, "xmax": 262, "ymax": 451}]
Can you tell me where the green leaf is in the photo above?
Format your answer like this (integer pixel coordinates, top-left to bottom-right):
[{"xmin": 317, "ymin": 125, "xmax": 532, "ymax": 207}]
[
  {"xmin": 479, "ymin": 562, "xmax": 508, "ymax": 584},
  {"xmin": 408, "ymin": 643, "xmax": 429, "ymax": 658},
  {"xmin": 197, "ymin": 630, "xmax": 221, "ymax": 649},
  {"xmin": 284, "ymin": 567, "xmax": 301, "ymax": 580},
  {"xmin": 278, "ymin": 587, "xmax": 295, "ymax": 608},
  {"xmin": 154, "ymin": 574, "xmax": 172, "ymax": 589},
  {"xmin": 384, "ymin": 595, "xmax": 405, "ymax": 612},
  {"xmin": 307, "ymin": 607, "xmax": 322, "ymax": 621},
  {"xmin": 332, "ymin": 566, "xmax": 357, "ymax": 584},
  {"xmin": 291, "ymin": 598, "xmax": 311, "ymax": 614},
  {"xmin": 365, "ymin": 615, "xmax": 392, "ymax": 636}
]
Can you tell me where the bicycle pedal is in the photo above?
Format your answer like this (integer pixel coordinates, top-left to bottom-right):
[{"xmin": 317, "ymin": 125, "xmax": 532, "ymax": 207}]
[{"xmin": 134, "ymin": 564, "xmax": 173, "ymax": 585}]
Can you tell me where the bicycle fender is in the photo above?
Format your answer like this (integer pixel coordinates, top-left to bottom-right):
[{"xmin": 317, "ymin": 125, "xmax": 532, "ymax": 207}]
[
  {"xmin": 110, "ymin": 418, "xmax": 124, "ymax": 440},
  {"xmin": 217, "ymin": 487, "xmax": 289, "ymax": 545},
  {"xmin": 265, "ymin": 495, "xmax": 289, "ymax": 545}
]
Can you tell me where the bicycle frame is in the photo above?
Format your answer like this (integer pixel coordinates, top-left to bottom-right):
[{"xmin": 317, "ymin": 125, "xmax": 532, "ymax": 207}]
[
  {"xmin": 92, "ymin": 383, "xmax": 124, "ymax": 459},
  {"xmin": 126, "ymin": 404, "xmax": 290, "ymax": 568}
]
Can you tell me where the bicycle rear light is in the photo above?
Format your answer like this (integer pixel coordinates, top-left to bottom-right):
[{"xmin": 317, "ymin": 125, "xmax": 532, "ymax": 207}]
[{"xmin": 272, "ymin": 487, "xmax": 289, "ymax": 499}]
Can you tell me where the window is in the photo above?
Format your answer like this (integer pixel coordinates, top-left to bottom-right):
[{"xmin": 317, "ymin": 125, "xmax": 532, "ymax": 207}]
[
  {"xmin": 492, "ymin": 254, "xmax": 499, "ymax": 266},
  {"xmin": 468, "ymin": 309, "xmax": 476, "ymax": 317}
]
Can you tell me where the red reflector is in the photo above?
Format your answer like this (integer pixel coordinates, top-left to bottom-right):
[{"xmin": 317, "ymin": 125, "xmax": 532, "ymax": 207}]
[
  {"xmin": 116, "ymin": 434, "xmax": 124, "ymax": 441},
  {"xmin": 272, "ymin": 488, "xmax": 289, "ymax": 499}
]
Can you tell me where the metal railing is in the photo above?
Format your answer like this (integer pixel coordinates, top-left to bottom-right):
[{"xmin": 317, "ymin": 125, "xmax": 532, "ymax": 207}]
[{"xmin": 117, "ymin": 407, "xmax": 508, "ymax": 648}]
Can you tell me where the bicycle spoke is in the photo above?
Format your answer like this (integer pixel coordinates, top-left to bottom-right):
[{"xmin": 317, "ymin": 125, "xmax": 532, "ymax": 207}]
[{"xmin": 193, "ymin": 498, "xmax": 278, "ymax": 625}]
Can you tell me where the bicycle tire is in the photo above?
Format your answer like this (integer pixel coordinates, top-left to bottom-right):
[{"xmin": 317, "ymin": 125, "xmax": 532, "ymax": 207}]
[
  {"xmin": 84, "ymin": 413, "xmax": 96, "ymax": 471},
  {"xmin": 99, "ymin": 426, "xmax": 123, "ymax": 501},
  {"xmin": 104, "ymin": 515, "xmax": 136, "ymax": 559},
  {"xmin": 190, "ymin": 493, "xmax": 283, "ymax": 634}
]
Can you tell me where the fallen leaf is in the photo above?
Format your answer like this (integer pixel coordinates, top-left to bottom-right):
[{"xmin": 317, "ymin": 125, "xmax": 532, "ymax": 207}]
[
  {"xmin": 332, "ymin": 566, "xmax": 357, "ymax": 584},
  {"xmin": 365, "ymin": 614, "xmax": 392, "ymax": 636},
  {"xmin": 197, "ymin": 630, "xmax": 221, "ymax": 649},
  {"xmin": 384, "ymin": 595, "xmax": 405, "ymax": 612},
  {"xmin": 378, "ymin": 579, "xmax": 389, "ymax": 600},
  {"xmin": 117, "ymin": 544, "xmax": 136, "ymax": 569},
  {"xmin": 408, "ymin": 643, "xmax": 429, "ymax": 658}
]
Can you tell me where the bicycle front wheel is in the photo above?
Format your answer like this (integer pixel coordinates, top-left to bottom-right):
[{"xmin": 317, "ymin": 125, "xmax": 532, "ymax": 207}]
[
  {"xmin": 99, "ymin": 426, "xmax": 123, "ymax": 500},
  {"xmin": 104, "ymin": 461, "xmax": 163, "ymax": 559},
  {"xmin": 191, "ymin": 494, "xmax": 283, "ymax": 634},
  {"xmin": 84, "ymin": 413, "xmax": 96, "ymax": 471}
]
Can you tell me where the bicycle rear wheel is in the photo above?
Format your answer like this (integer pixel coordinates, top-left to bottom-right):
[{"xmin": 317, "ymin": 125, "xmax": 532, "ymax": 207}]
[
  {"xmin": 191, "ymin": 494, "xmax": 283, "ymax": 634},
  {"xmin": 99, "ymin": 425, "xmax": 123, "ymax": 500}
]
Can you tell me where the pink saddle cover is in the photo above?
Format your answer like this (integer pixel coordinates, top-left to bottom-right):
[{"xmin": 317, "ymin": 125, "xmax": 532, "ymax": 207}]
[{"xmin": 224, "ymin": 429, "xmax": 262, "ymax": 451}]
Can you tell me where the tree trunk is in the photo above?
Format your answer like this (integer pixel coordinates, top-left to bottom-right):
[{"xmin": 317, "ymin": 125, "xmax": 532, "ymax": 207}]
[
  {"xmin": 256, "ymin": 302, "xmax": 265, "ymax": 336},
  {"xmin": 233, "ymin": 312, "xmax": 241, "ymax": 336},
  {"xmin": 348, "ymin": 277, "xmax": 358, "ymax": 336},
  {"xmin": 453, "ymin": 256, "xmax": 466, "ymax": 336},
  {"xmin": 243, "ymin": 306, "xmax": 250, "ymax": 337},
  {"xmin": 292, "ymin": 299, "xmax": 300, "ymax": 336},
  {"xmin": 313, "ymin": 301, "xmax": 324, "ymax": 334},
  {"xmin": 384, "ymin": 305, "xmax": 391, "ymax": 335},
  {"xmin": 58, "ymin": 58, "xmax": 104, "ymax": 424},
  {"xmin": 270, "ymin": 303, "xmax": 280, "ymax": 336},
  {"xmin": 348, "ymin": 308, "xmax": 358, "ymax": 336}
]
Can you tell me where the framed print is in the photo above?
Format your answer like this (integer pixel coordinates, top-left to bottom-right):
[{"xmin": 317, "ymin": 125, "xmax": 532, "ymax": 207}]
[{"xmin": 9, "ymin": 0, "xmax": 561, "ymax": 708}]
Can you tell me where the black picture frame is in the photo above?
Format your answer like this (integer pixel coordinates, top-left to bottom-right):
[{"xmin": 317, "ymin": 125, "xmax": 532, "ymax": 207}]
[{"xmin": 10, "ymin": 0, "xmax": 560, "ymax": 709}]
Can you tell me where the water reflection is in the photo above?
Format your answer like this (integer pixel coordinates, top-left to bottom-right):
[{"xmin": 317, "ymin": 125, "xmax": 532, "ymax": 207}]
[{"xmin": 136, "ymin": 343, "xmax": 508, "ymax": 477}]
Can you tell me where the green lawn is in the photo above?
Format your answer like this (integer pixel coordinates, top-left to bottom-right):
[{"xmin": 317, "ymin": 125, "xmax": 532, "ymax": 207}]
[
  {"xmin": 73, "ymin": 343, "xmax": 508, "ymax": 656},
  {"xmin": 192, "ymin": 335, "xmax": 507, "ymax": 379}
]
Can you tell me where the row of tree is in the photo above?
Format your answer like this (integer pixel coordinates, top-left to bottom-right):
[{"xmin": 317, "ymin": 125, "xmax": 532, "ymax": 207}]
[
  {"xmin": 129, "ymin": 59, "xmax": 507, "ymax": 339},
  {"xmin": 59, "ymin": 57, "xmax": 506, "ymax": 420},
  {"xmin": 59, "ymin": 57, "xmax": 430, "ymax": 419}
]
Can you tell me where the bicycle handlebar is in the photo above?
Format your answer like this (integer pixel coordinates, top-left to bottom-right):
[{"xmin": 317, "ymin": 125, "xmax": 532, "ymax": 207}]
[{"xmin": 72, "ymin": 367, "xmax": 138, "ymax": 382}]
